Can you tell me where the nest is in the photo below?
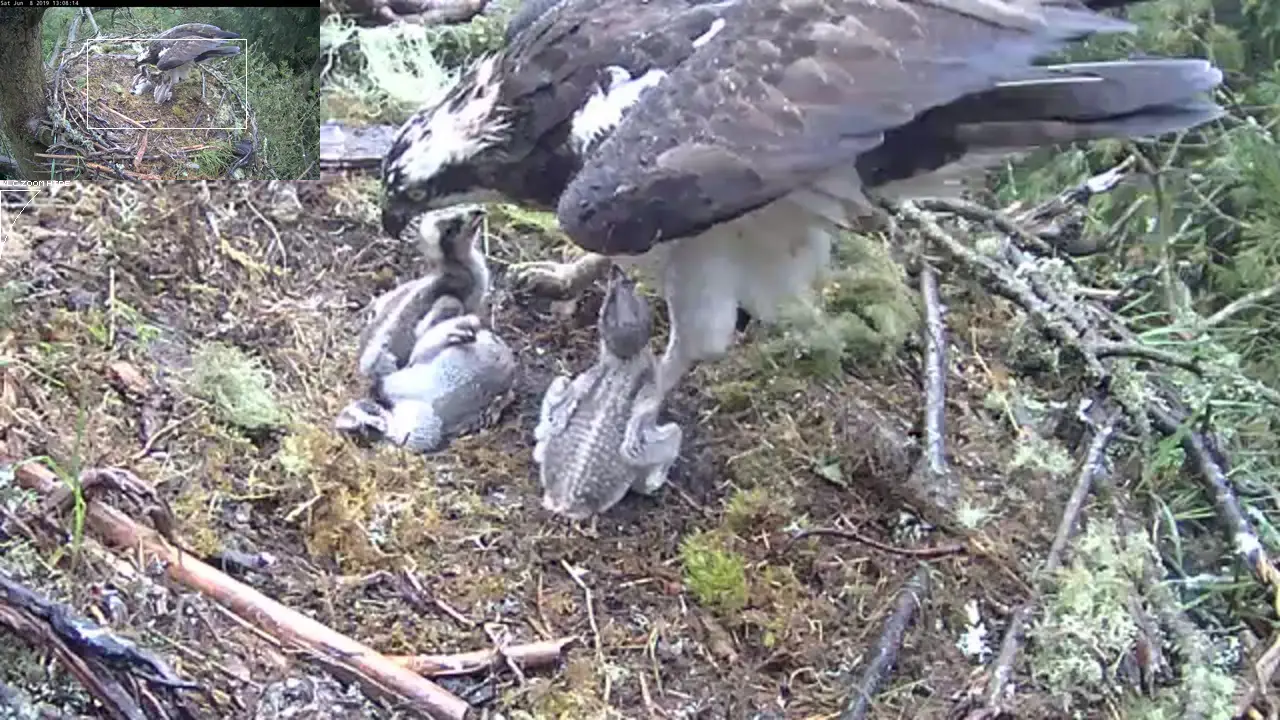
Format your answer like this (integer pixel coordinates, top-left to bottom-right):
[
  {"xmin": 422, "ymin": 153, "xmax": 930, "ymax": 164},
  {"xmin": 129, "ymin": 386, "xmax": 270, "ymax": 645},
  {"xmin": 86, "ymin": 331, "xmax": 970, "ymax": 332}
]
[{"xmin": 39, "ymin": 36, "xmax": 259, "ymax": 180}]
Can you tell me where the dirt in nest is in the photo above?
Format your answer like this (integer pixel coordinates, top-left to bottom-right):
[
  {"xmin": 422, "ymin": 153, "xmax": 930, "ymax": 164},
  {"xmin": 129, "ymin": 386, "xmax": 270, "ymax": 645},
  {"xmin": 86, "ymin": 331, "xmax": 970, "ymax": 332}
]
[
  {"xmin": 53, "ymin": 47, "xmax": 248, "ymax": 179},
  {"xmin": 1, "ymin": 180, "xmax": 1090, "ymax": 718}
]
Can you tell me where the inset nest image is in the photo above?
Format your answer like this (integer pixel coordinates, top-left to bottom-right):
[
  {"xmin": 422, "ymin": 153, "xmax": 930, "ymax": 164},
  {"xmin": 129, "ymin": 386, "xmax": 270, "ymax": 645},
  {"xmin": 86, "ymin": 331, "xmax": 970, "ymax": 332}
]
[{"xmin": 0, "ymin": 7, "xmax": 320, "ymax": 181}]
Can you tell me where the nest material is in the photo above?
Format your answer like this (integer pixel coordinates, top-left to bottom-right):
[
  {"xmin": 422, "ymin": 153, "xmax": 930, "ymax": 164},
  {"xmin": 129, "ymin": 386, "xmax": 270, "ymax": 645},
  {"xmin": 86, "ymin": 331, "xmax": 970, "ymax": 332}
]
[{"xmin": 41, "ymin": 38, "xmax": 259, "ymax": 180}]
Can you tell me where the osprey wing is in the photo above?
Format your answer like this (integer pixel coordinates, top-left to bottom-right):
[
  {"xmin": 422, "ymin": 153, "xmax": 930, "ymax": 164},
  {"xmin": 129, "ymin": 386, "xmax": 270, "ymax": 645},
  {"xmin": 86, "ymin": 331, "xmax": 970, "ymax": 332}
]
[
  {"xmin": 504, "ymin": 0, "xmax": 566, "ymax": 44},
  {"xmin": 158, "ymin": 23, "xmax": 240, "ymax": 40},
  {"xmin": 156, "ymin": 38, "xmax": 240, "ymax": 70},
  {"xmin": 495, "ymin": 0, "xmax": 738, "ymax": 162},
  {"xmin": 554, "ymin": 0, "xmax": 1139, "ymax": 255}
]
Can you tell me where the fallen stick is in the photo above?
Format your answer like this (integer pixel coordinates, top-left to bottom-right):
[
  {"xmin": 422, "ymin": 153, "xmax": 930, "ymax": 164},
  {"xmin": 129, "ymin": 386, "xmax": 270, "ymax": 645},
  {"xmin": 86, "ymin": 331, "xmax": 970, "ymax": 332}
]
[
  {"xmin": 0, "ymin": 583, "xmax": 145, "ymax": 720},
  {"xmin": 93, "ymin": 97, "xmax": 150, "ymax": 129},
  {"xmin": 83, "ymin": 162, "xmax": 162, "ymax": 181},
  {"xmin": 918, "ymin": 262, "xmax": 949, "ymax": 481},
  {"xmin": 0, "ymin": 571, "xmax": 198, "ymax": 694},
  {"xmin": 387, "ymin": 637, "xmax": 578, "ymax": 677},
  {"xmin": 839, "ymin": 565, "xmax": 931, "ymax": 720},
  {"xmin": 14, "ymin": 462, "xmax": 472, "ymax": 720},
  {"xmin": 974, "ymin": 412, "xmax": 1121, "ymax": 717},
  {"xmin": 783, "ymin": 526, "xmax": 965, "ymax": 559}
]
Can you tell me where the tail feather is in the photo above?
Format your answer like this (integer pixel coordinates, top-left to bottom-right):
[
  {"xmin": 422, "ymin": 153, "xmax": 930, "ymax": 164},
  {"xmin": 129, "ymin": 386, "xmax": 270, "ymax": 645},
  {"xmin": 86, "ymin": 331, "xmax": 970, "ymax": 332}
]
[
  {"xmin": 988, "ymin": 59, "xmax": 1223, "ymax": 120},
  {"xmin": 859, "ymin": 57, "xmax": 1224, "ymax": 191}
]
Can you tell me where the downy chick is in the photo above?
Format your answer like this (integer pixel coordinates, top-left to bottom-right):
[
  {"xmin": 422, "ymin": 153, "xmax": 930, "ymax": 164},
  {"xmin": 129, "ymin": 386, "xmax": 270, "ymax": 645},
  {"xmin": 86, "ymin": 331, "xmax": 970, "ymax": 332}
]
[
  {"xmin": 356, "ymin": 204, "xmax": 489, "ymax": 379},
  {"xmin": 336, "ymin": 294, "xmax": 517, "ymax": 453},
  {"xmin": 534, "ymin": 266, "xmax": 683, "ymax": 520}
]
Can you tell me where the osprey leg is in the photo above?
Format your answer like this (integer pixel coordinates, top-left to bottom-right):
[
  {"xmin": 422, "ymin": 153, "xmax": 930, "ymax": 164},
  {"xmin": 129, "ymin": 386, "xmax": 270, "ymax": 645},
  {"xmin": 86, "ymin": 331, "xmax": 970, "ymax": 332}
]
[{"xmin": 509, "ymin": 253, "xmax": 612, "ymax": 299}]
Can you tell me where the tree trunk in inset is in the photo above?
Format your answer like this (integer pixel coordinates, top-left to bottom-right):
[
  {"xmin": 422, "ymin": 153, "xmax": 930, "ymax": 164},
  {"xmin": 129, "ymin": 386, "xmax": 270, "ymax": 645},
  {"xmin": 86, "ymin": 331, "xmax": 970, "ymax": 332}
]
[{"xmin": 0, "ymin": 9, "xmax": 49, "ymax": 180}]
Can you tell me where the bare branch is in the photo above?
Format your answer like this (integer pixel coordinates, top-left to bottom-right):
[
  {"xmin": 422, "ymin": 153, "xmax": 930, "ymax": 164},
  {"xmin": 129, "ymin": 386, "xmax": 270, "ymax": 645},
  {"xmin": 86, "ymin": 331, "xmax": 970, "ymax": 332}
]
[
  {"xmin": 387, "ymin": 637, "xmax": 578, "ymax": 678},
  {"xmin": 1204, "ymin": 282, "xmax": 1280, "ymax": 329},
  {"xmin": 840, "ymin": 566, "xmax": 931, "ymax": 720}
]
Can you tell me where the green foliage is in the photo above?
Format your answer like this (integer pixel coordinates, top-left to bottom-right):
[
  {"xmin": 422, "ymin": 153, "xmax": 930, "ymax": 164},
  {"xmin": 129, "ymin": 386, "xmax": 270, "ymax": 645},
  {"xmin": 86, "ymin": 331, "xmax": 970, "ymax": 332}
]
[
  {"xmin": 680, "ymin": 530, "xmax": 748, "ymax": 614},
  {"xmin": 188, "ymin": 342, "xmax": 286, "ymax": 431},
  {"xmin": 245, "ymin": 54, "xmax": 321, "ymax": 180},
  {"xmin": 205, "ymin": 7, "xmax": 321, "ymax": 76},
  {"xmin": 321, "ymin": 7, "xmax": 510, "ymax": 124},
  {"xmin": 991, "ymin": 4, "xmax": 1280, "ymax": 630},
  {"xmin": 189, "ymin": 142, "xmax": 237, "ymax": 177}
]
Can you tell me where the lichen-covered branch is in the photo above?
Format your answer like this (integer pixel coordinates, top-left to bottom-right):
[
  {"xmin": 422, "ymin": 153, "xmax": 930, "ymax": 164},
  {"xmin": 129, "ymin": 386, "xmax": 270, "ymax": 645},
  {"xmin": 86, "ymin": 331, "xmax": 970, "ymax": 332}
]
[
  {"xmin": 919, "ymin": 263, "xmax": 949, "ymax": 482},
  {"xmin": 975, "ymin": 413, "xmax": 1120, "ymax": 716}
]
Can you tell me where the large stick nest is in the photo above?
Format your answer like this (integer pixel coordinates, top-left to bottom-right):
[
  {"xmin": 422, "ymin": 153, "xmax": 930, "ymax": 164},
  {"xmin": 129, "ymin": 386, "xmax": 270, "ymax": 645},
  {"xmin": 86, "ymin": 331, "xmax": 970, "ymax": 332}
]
[{"xmin": 40, "ymin": 36, "xmax": 258, "ymax": 181}]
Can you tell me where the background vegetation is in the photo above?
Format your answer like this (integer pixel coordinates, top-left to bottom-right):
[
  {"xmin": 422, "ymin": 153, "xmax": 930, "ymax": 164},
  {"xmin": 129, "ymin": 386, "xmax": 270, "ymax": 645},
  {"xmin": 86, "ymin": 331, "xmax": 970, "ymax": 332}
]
[{"xmin": 39, "ymin": 6, "xmax": 320, "ymax": 179}]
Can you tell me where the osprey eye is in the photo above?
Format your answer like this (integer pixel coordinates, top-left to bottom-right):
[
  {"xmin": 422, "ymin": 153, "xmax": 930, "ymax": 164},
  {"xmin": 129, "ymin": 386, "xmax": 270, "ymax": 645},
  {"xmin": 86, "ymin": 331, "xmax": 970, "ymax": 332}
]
[{"xmin": 407, "ymin": 189, "xmax": 427, "ymax": 202}]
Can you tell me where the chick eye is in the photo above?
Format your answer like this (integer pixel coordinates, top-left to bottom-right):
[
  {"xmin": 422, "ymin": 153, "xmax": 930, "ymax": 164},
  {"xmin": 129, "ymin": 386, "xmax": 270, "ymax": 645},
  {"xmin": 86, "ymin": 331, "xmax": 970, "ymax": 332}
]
[{"xmin": 407, "ymin": 188, "xmax": 427, "ymax": 202}]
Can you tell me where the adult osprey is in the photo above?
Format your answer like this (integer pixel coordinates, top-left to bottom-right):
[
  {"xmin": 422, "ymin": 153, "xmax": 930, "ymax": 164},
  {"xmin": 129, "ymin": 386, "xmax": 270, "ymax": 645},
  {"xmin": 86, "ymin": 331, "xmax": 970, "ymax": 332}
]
[
  {"xmin": 380, "ymin": 0, "xmax": 1224, "ymax": 407},
  {"xmin": 131, "ymin": 23, "xmax": 241, "ymax": 104}
]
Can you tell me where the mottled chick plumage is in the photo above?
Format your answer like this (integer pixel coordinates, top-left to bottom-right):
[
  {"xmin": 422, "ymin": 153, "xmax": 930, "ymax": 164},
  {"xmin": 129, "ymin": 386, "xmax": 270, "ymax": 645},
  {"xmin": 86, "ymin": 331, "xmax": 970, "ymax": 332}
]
[
  {"xmin": 336, "ymin": 206, "xmax": 512, "ymax": 454},
  {"xmin": 534, "ymin": 267, "xmax": 682, "ymax": 520}
]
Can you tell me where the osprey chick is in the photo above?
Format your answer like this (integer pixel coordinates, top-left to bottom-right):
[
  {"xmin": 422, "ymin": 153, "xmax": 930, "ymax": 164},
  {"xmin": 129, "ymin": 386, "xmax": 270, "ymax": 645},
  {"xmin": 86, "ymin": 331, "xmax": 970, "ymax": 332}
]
[
  {"xmin": 534, "ymin": 266, "xmax": 682, "ymax": 520},
  {"xmin": 381, "ymin": 0, "xmax": 1225, "ymax": 408},
  {"xmin": 131, "ymin": 23, "xmax": 241, "ymax": 104}
]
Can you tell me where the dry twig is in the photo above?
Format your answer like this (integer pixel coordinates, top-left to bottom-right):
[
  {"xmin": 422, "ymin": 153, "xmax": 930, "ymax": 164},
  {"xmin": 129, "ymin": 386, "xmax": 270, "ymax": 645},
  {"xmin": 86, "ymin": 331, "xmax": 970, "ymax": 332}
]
[
  {"xmin": 783, "ymin": 527, "xmax": 966, "ymax": 559},
  {"xmin": 561, "ymin": 559, "xmax": 609, "ymax": 701},
  {"xmin": 387, "ymin": 637, "xmax": 578, "ymax": 678},
  {"xmin": 14, "ymin": 462, "xmax": 473, "ymax": 720}
]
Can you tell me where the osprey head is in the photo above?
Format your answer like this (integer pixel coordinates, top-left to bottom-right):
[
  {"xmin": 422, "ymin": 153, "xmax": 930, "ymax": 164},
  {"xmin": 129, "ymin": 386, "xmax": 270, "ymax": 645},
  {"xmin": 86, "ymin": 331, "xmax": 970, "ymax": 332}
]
[
  {"xmin": 381, "ymin": 56, "xmax": 508, "ymax": 238},
  {"xmin": 599, "ymin": 266, "xmax": 652, "ymax": 360}
]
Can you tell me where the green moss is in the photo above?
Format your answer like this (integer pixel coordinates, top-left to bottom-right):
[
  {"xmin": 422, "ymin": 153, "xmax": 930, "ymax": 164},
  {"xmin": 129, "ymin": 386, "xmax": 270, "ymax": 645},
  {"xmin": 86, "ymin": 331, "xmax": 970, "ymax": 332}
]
[
  {"xmin": 756, "ymin": 232, "xmax": 920, "ymax": 378},
  {"xmin": 680, "ymin": 530, "xmax": 748, "ymax": 614},
  {"xmin": 1029, "ymin": 520, "xmax": 1156, "ymax": 709},
  {"xmin": 724, "ymin": 486, "xmax": 792, "ymax": 536},
  {"xmin": 706, "ymin": 380, "xmax": 757, "ymax": 413},
  {"xmin": 188, "ymin": 341, "xmax": 286, "ymax": 431},
  {"xmin": 0, "ymin": 281, "xmax": 27, "ymax": 330}
]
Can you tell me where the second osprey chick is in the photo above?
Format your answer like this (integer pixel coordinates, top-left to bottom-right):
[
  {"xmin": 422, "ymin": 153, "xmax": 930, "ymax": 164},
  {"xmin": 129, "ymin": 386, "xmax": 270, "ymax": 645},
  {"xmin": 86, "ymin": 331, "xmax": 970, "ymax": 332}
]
[{"xmin": 534, "ymin": 266, "xmax": 683, "ymax": 521}]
